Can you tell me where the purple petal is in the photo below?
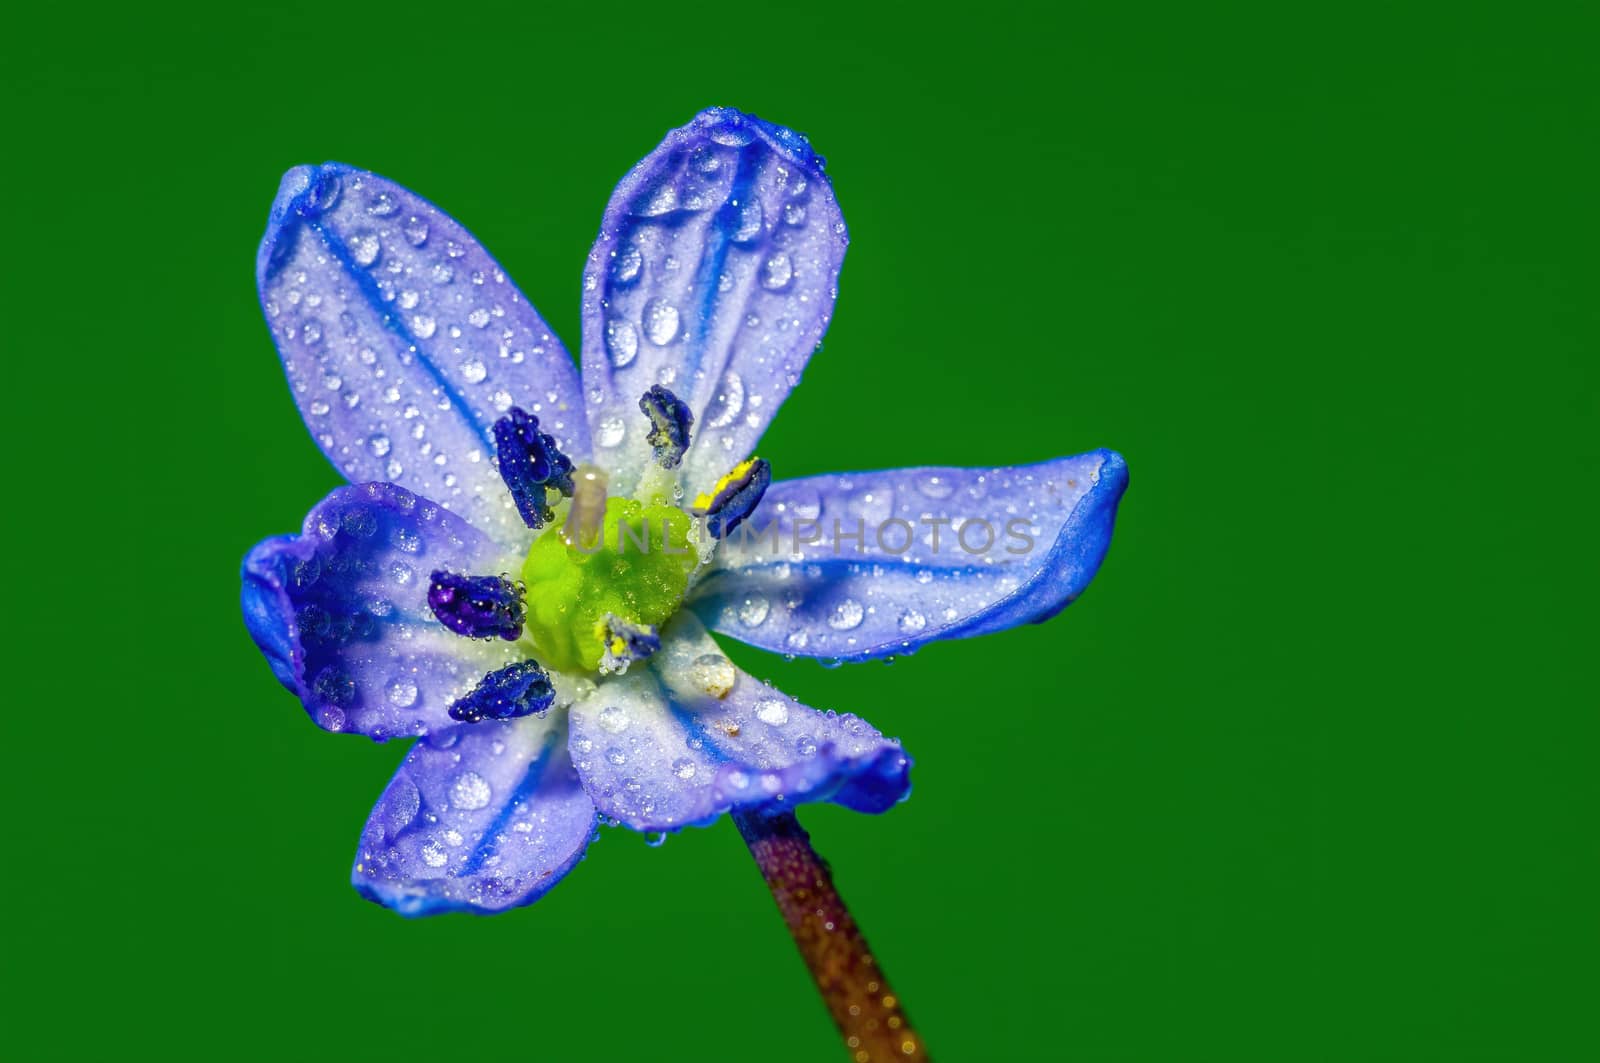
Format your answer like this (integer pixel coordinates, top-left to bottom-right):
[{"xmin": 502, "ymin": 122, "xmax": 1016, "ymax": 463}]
[
  {"xmin": 567, "ymin": 615, "xmax": 911, "ymax": 832},
  {"xmin": 353, "ymin": 713, "xmax": 595, "ymax": 916},
  {"xmin": 241, "ymin": 482, "xmax": 526, "ymax": 740},
  {"xmin": 578, "ymin": 108, "xmax": 848, "ymax": 496},
  {"xmin": 692, "ymin": 450, "xmax": 1128, "ymax": 661},
  {"xmin": 257, "ymin": 163, "xmax": 588, "ymax": 546}
]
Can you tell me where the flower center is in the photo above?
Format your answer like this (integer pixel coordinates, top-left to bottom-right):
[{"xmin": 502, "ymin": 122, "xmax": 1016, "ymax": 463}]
[{"xmin": 520, "ymin": 491, "xmax": 700, "ymax": 674}]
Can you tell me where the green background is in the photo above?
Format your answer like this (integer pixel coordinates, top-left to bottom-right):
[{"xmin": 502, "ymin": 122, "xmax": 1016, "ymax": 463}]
[{"xmin": 5, "ymin": 2, "xmax": 1594, "ymax": 1059}]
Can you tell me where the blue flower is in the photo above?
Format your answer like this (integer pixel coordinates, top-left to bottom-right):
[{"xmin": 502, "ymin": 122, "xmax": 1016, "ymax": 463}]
[{"xmin": 241, "ymin": 107, "xmax": 1128, "ymax": 917}]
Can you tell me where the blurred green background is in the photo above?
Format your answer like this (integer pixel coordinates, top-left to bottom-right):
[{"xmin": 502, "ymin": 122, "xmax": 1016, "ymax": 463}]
[{"xmin": 4, "ymin": 2, "xmax": 1593, "ymax": 1060}]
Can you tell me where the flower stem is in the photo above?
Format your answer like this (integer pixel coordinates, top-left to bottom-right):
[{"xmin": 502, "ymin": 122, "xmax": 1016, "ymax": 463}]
[{"xmin": 733, "ymin": 807, "xmax": 930, "ymax": 1062}]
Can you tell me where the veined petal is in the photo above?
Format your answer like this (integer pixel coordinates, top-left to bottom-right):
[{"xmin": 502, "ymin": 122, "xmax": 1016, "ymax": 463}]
[
  {"xmin": 353, "ymin": 712, "xmax": 595, "ymax": 916},
  {"xmin": 692, "ymin": 450, "xmax": 1128, "ymax": 661},
  {"xmin": 241, "ymin": 482, "xmax": 525, "ymax": 740},
  {"xmin": 567, "ymin": 614, "xmax": 910, "ymax": 832},
  {"xmin": 257, "ymin": 163, "xmax": 588, "ymax": 546},
  {"xmin": 579, "ymin": 108, "xmax": 848, "ymax": 497}
]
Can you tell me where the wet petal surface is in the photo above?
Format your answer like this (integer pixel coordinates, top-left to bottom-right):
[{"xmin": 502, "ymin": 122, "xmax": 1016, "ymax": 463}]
[
  {"xmin": 578, "ymin": 108, "xmax": 847, "ymax": 496},
  {"xmin": 257, "ymin": 163, "xmax": 588, "ymax": 545},
  {"xmin": 242, "ymin": 482, "xmax": 526, "ymax": 740},
  {"xmin": 692, "ymin": 451, "xmax": 1128, "ymax": 660},
  {"xmin": 567, "ymin": 615, "xmax": 910, "ymax": 831},
  {"xmin": 354, "ymin": 712, "xmax": 595, "ymax": 915}
]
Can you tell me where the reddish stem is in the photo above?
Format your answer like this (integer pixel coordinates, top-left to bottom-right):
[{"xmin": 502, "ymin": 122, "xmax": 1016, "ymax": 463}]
[{"xmin": 734, "ymin": 807, "xmax": 930, "ymax": 1063}]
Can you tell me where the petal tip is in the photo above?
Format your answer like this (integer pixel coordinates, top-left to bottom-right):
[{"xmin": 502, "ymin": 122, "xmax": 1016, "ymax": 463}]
[
  {"xmin": 1094, "ymin": 448, "xmax": 1130, "ymax": 501},
  {"xmin": 240, "ymin": 538, "xmax": 306, "ymax": 696},
  {"xmin": 257, "ymin": 162, "xmax": 358, "ymax": 283},
  {"xmin": 690, "ymin": 106, "xmax": 826, "ymax": 171}
]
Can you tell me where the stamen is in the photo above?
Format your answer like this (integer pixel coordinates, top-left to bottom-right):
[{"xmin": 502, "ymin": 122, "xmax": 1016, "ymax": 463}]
[
  {"xmin": 493, "ymin": 407, "xmax": 575, "ymax": 529},
  {"xmin": 427, "ymin": 570, "xmax": 526, "ymax": 641},
  {"xmin": 596, "ymin": 614, "xmax": 661, "ymax": 675},
  {"xmin": 562, "ymin": 464, "xmax": 609, "ymax": 550},
  {"xmin": 640, "ymin": 385, "xmax": 693, "ymax": 469},
  {"xmin": 693, "ymin": 457, "xmax": 772, "ymax": 538},
  {"xmin": 447, "ymin": 660, "xmax": 555, "ymax": 723}
]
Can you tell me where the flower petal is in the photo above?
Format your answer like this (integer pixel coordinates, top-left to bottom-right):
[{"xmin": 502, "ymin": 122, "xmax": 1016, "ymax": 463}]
[
  {"xmin": 567, "ymin": 614, "xmax": 910, "ymax": 832},
  {"xmin": 579, "ymin": 108, "xmax": 848, "ymax": 496},
  {"xmin": 241, "ymin": 482, "xmax": 525, "ymax": 740},
  {"xmin": 692, "ymin": 450, "xmax": 1128, "ymax": 661},
  {"xmin": 257, "ymin": 163, "xmax": 588, "ymax": 546},
  {"xmin": 353, "ymin": 712, "xmax": 595, "ymax": 916}
]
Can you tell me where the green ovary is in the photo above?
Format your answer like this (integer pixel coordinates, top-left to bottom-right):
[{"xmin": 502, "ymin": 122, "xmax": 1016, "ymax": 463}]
[{"xmin": 521, "ymin": 497, "xmax": 698, "ymax": 673}]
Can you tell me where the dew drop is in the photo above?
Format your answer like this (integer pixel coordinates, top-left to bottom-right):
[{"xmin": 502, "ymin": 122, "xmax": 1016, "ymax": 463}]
[
  {"xmin": 703, "ymin": 370, "xmax": 745, "ymax": 429},
  {"xmin": 737, "ymin": 593, "xmax": 770, "ymax": 628},
  {"xmin": 687, "ymin": 654, "xmax": 736, "ymax": 698},
  {"xmin": 369, "ymin": 434, "xmax": 391, "ymax": 457},
  {"xmin": 898, "ymin": 609, "xmax": 927, "ymax": 634},
  {"xmin": 597, "ymin": 416, "xmax": 626, "ymax": 447},
  {"xmin": 596, "ymin": 705, "xmax": 631, "ymax": 734},
  {"xmin": 450, "ymin": 772, "xmax": 492, "ymax": 811},
  {"xmin": 643, "ymin": 298, "xmax": 680, "ymax": 345},
  {"xmin": 387, "ymin": 678, "xmax": 418, "ymax": 708},
  {"xmin": 349, "ymin": 230, "xmax": 381, "ymax": 267},
  {"xmin": 421, "ymin": 841, "xmax": 448, "ymax": 868},
  {"xmin": 613, "ymin": 244, "xmax": 643, "ymax": 283},
  {"xmin": 671, "ymin": 757, "xmax": 697, "ymax": 780},
  {"xmin": 787, "ymin": 490, "xmax": 822, "ymax": 520},
  {"xmin": 605, "ymin": 319, "xmax": 639, "ymax": 367},
  {"xmin": 827, "ymin": 599, "xmax": 865, "ymax": 630},
  {"xmin": 411, "ymin": 315, "xmax": 437, "ymax": 339},
  {"xmin": 460, "ymin": 359, "xmax": 487, "ymax": 383},
  {"xmin": 728, "ymin": 200, "xmax": 763, "ymax": 243},
  {"xmin": 755, "ymin": 697, "xmax": 790, "ymax": 726},
  {"xmin": 760, "ymin": 252, "xmax": 793, "ymax": 290}
]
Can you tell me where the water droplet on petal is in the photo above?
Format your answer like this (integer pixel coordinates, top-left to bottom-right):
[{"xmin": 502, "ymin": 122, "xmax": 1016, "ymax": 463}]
[
  {"xmin": 597, "ymin": 705, "xmax": 631, "ymax": 734},
  {"xmin": 349, "ymin": 231, "xmax": 381, "ymax": 267},
  {"xmin": 737, "ymin": 594, "xmax": 770, "ymax": 628},
  {"xmin": 613, "ymin": 244, "xmax": 643, "ymax": 283},
  {"xmin": 597, "ymin": 416, "xmax": 626, "ymax": 447},
  {"xmin": 899, "ymin": 609, "xmax": 927, "ymax": 634},
  {"xmin": 704, "ymin": 370, "xmax": 745, "ymax": 428},
  {"xmin": 605, "ymin": 319, "xmax": 639, "ymax": 367},
  {"xmin": 643, "ymin": 298, "xmax": 680, "ymax": 345},
  {"xmin": 755, "ymin": 697, "xmax": 790, "ymax": 726},
  {"xmin": 760, "ymin": 252, "xmax": 793, "ymax": 290},
  {"xmin": 828, "ymin": 599, "xmax": 865, "ymax": 630},
  {"xmin": 387, "ymin": 678, "xmax": 418, "ymax": 707},
  {"xmin": 450, "ymin": 772, "xmax": 492, "ymax": 811},
  {"xmin": 687, "ymin": 654, "xmax": 736, "ymax": 698}
]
